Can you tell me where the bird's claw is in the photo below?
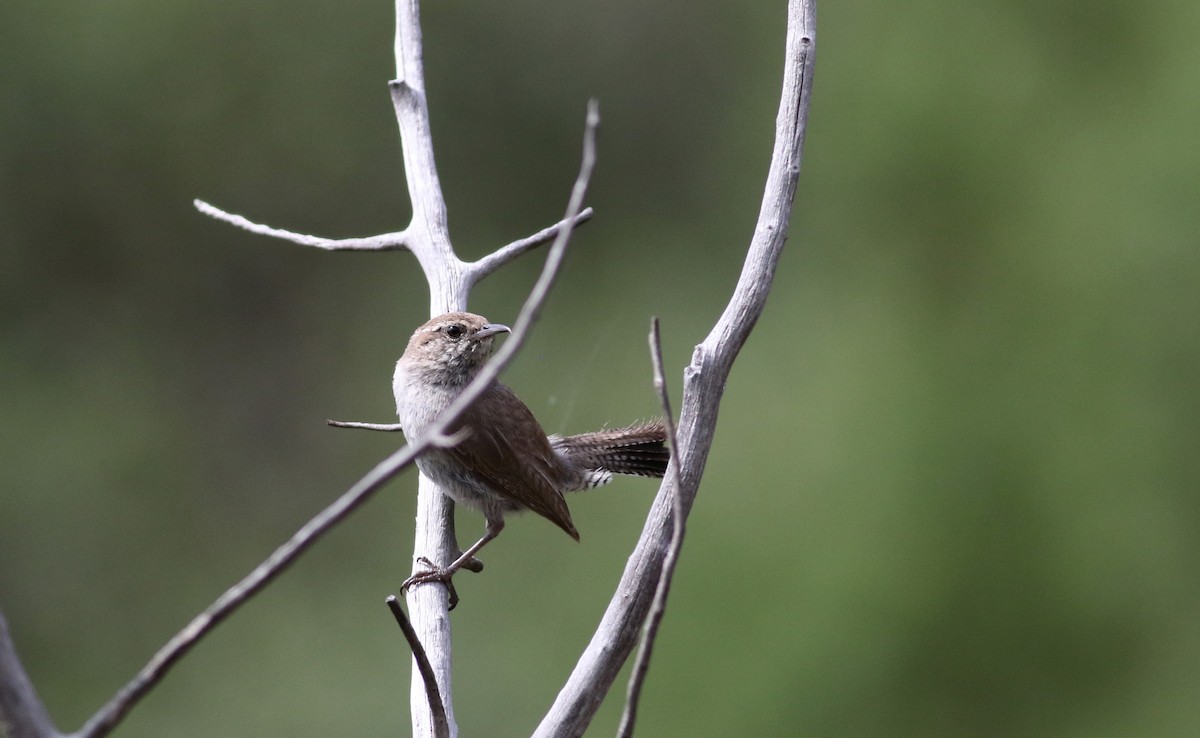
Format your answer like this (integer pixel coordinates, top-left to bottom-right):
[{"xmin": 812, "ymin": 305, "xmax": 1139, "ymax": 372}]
[{"xmin": 402, "ymin": 557, "xmax": 461, "ymax": 610}]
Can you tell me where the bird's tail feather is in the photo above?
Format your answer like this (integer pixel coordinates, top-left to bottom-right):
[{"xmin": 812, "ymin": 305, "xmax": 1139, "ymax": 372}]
[{"xmin": 550, "ymin": 419, "xmax": 670, "ymax": 486}]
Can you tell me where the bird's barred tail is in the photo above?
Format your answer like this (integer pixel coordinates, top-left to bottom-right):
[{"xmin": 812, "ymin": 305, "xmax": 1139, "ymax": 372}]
[{"xmin": 550, "ymin": 420, "xmax": 670, "ymax": 488}]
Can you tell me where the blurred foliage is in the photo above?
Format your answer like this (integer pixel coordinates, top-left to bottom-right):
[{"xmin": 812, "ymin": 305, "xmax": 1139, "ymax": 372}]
[{"xmin": 2, "ymin": 0, "xmax": 1199, "ymax": 736}]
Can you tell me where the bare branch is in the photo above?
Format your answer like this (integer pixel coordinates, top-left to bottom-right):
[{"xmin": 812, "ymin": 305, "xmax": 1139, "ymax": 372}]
[
  {"xmin": 390, "ymin": 1, "xmax": 453, "ymax": 259},
  {"xmin": 466, "ymin": 207, "xmax": 594, "ymax": 284},
  {"xmin": 534, "ymin": 2, "xmax": 816, "ymax": 735},
  {"xmin": 0, "ymin": 608, "xmax": 62, "ymax": 738},
  {"xmin": 616, "ymin": 318, "xmax": 684, "ymax": 738},
  {"xmin": 385, "ymin": 597, "xmax": 448, "ymax": 738},
  {"xmin": 389, "ymin": 4, "xmax": 470, "ymax": 736},
  {"xmin": 326, "ymin": 420, "xmax": 406, "ymax": 432},
  {"xmin": 193, "ymin": 199, "xmax": 410, "ymax": 251}
]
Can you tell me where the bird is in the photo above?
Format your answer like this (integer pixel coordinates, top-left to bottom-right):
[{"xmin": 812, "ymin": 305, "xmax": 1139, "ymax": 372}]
[{"xmin": 392, "ymin": 311, "xmax": 669, "ymax": 607}]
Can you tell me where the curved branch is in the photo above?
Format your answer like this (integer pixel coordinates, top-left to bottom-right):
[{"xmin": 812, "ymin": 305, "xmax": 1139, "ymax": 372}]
[{"xmin": 533, "ymin": 1, "xmax": 816, "ymax": 735}]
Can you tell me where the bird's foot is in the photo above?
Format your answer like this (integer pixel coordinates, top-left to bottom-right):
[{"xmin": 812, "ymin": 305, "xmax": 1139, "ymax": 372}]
[{"xmin": 402, "ymin": 557, "xmax": 462, "ymax": 610}]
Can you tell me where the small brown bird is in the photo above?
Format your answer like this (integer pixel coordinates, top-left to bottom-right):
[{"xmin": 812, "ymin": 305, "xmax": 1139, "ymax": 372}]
[{"xmin": 393, "ymin": 312, "xmax": 669, "ymax": 606}]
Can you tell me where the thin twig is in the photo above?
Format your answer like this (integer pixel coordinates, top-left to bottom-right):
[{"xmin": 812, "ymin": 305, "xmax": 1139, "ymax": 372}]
[
  {"xmin": 385, "ymin": 597, "xmax": 448, "ymax": 738},
  {"xmin": 647, "ymin": 318, "xmax": 683, "ymax": 549},
  {"xmin": 193, "ymin": 199, "xmax": 410, "ymax": 251},
  {"xmin": 326, "ymin": 420, "xmax": 406, "ymax": 431},
  {"xmin": 466, "ymin": 207, "xmax": 594, "ymax": 283},
  {"xmin": 324, "ymin": 421, "xmax": 469, "ymax": 448},
  {"xmin": 615, "ymin": 317, "xmax": 684, "ymax": 738}
]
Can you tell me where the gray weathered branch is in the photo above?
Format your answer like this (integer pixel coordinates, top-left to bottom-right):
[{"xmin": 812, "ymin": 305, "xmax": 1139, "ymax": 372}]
[{"xmin": 193, "ymin": 199, "xmax": 411, "ymax": 251}]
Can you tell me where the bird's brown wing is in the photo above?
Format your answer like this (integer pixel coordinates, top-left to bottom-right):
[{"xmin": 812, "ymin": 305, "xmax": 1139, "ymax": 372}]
[{"xmin": 446, "ymin": 383, "xmax": 579, "ymax": 540}]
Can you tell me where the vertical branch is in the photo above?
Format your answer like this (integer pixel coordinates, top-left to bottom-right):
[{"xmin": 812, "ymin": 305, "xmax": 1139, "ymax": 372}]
[
  {"xmin": 407, "ymin": 474, "xmax": 463, "ymax": 738},
  {"xmin": 391, "ymin": 4, "xmax": 468, "ymax": 737},
  {"xmin": 392, "ymin": 0, "xmax": 455, "ymax": 269}
]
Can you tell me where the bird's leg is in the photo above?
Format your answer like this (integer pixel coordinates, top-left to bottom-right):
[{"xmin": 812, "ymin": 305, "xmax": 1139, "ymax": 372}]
[{"xmin": 402, "ymin": 517, "xmax": 505, "ymax": 610}]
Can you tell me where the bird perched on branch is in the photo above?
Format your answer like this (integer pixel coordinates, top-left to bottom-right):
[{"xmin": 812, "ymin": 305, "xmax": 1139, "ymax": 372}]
[{"xmin": 393, "ymin": 311, "xmax": 669, "ymax": 607}]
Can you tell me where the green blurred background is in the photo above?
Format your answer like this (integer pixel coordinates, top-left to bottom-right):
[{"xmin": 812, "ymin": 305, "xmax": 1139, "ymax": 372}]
[{"xmin": 3, "ymin": 1, "xmax": 1198, "ymax": 736}]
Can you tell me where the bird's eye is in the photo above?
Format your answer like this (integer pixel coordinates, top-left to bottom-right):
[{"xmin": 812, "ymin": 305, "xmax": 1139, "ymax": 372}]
[{"xmin": 444, "ymin": 324, "xmax": 466, "ymax": 339}]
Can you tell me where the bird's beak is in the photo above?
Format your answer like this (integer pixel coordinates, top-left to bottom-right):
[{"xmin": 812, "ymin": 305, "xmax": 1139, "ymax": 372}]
[{"xmin": 473, "ymin": 323, "xmax": 511, "ymax": 341}]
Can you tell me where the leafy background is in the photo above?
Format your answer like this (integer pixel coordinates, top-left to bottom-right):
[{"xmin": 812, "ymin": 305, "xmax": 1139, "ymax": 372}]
[{"xmin": 3, "ymin": 1, "xmax": 1199, "ymax": 736}]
